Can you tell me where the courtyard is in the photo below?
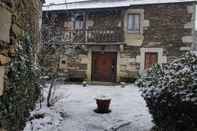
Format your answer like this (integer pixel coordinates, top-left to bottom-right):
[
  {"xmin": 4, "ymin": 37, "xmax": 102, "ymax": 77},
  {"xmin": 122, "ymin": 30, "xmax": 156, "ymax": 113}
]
[{"xmin": 24, "ymin": 84, "xmax": 153, "ymax": 131}]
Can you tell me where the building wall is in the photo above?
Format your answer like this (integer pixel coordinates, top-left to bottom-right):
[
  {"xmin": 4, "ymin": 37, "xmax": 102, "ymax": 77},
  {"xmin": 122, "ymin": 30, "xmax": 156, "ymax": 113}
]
[
  {"xmin": 0, "ymin": 0, "xmax": 42, "ymax": 98},
  {"xmin": 0, "ymin": 0, "xmax": 42, "ymax": 130},
  {"xmin": 57, "ymin": 3, "xmax": 196, "ymax": 82},
  {"xmin": 117, "ymin": 3, "xmax": 195, "ymax": 81}
]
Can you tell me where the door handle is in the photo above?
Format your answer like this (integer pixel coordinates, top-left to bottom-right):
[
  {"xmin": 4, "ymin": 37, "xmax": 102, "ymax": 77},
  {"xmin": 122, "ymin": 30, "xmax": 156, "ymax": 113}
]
[{"xmin": 112, "ymin": 65, "xmax": 114, "ymax": 69}]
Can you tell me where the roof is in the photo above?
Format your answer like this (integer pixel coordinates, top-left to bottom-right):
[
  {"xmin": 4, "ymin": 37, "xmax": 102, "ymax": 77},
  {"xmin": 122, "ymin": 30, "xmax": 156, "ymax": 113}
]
[
  {"xmin": 41, "ymin": 0, "xmax": 46, "ymax": 3},
  {"xmin": 43, "ymin": 0, "xmax": 196, "ymax": 11}
]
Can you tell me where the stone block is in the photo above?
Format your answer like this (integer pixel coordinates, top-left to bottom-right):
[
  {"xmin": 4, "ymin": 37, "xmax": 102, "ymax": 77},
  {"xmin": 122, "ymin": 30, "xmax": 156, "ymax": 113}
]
[
  {"xmin": 80, "ymin": 55, "xmax": 89, "ymax": 64},
  {"xmin": 143, "ymin": 20, "xmax": 150, "ymax": 27},
  {"xmin": 12, "ymin": 24, "xmax": 24, "ymax": 38},
  {"xmin": 120, "ymin": 52, "xmax": 134, "ymax": 58},
  {"xmin": 126, "ymin": 34, "xmax": 144, "ymax": 46},
  {"xmin": 0, "ymin": 55, "xmax": 11, "ymax": 65},
  {"xmin": 0, "ymin": 66, "xmax": 5, "ymax": 96},
  {"xmin": 127, "ymin": 64, "xmax": 137, "ymax": 72},
  {"xmin": 120, "ymin": 45, "xmax": 124, "ymax": 52},
  {"xmin": 0, "ymin": 128, "xmax": 6, "ymax": 131},
  {"xmin": 120, "ymin": 65, "xmax": 127, "ymax": 71},
  {"xmin": 119, "ymin": 71, "xmax": 128, "ymax": 78},
  {"xmin": 136, "ymin": 55, "xmax": 141, "ymax": 63},
  {"xmin": 184, "ymin": 22, "xmax": 192, "ymax": 29},
  {"xmin": 120, "ymin": 58, "xmax": 130, "ymax": 64},
  {"xmin": 8, "ymin": 47, "xmax": 16, "ymax": 56},
  {"xmin": 187, "ymin": 5, "xmax": 193, "ymax": 14},
  {"xmin": 120, "ymin": 58, "xmax": 136, "ymax": 64},
  {"xmin": 147, "ymin": 42, "xmax": 161, "ymax": 46},
  {"xmin": 180, "ymin": 47, "xmax": 191, "ymax": 51},
  {"xmin": 161, "ymin": 56, "xmax": 167, "ymax": 63},
  {"xmin": 69, "ymin": 71, "xmax": 86, "ymax": 79},
  {"xmin": 32, "ymin": 0, "xmax": 40, "ymax": 9},
  {"xmin": 0, "ymin": 7, "xmax": 12, "ymax": 43},
  {"xmin": 0, "ymin": 49, "xmax": 9, "ymax": 55},
  {"xmin": 182, "ymin": 36, "xmax": 193, "ymax": 43},
  {"xmin": 79, "ymin": 64, "xmax": 87, "ymax": 70}
]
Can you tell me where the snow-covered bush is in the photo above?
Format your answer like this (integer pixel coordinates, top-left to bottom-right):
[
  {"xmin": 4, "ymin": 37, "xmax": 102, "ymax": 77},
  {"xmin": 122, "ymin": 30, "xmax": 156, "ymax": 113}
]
[
  {"xmin": 0, "ymin": 34, "xmax": 41, "ymax": 131},
  {"xmin": 137, "ymin": 52, "xmax": 197, "ymax": 131}
]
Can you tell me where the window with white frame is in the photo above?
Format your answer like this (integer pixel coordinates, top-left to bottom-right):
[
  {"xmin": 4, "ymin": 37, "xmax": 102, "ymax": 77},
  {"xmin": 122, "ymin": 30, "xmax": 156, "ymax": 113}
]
[
  {"xmin": 136, "ymin": 48, "xmax": 167, "ymax": 73},
  {"xmin": 127, "ymin": 14, "xmax": 140, "ymax": 33}
]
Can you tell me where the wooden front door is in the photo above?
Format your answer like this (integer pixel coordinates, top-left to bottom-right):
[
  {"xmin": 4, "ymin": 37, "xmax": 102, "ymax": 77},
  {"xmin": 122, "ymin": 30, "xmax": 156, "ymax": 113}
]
[
  {"xmin": 144, "ymin": 52, "xmax": 158, "ymax": 69},
  {"xmin": 92, "ymin": 52, "xmax": 117, "ymax": 82}
]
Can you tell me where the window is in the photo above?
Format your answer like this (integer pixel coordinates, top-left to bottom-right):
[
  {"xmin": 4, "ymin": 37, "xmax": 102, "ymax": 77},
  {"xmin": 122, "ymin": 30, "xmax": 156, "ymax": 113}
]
[
  {"xmin": 74, "ymin": 15, "xmax": 84, "ymax": 30},
  {"xmin": 127, "ymin": 14, "xmax": 140, "ymax": 33},
  {"xmin": 75, "ymin": 20, "xmax": 84, "ymax": 30},
  {"xmin": 144, "ymin": 52, "xmax": 158, "ymax": 69},
  {"xmin": 62, "ymin": 60, "xmax": 66, "ymax": 64}
]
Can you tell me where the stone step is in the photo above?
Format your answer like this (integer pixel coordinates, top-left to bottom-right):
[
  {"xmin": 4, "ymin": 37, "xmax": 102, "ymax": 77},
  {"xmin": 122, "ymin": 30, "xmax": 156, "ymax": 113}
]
[{"xmin": 89, "ymin": 81, "xmax": 119, "ymax": 86}]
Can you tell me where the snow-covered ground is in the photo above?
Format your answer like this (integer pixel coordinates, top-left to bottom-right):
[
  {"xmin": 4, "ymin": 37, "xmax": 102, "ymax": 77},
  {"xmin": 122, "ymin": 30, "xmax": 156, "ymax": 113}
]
[{"xmin": 24, "ymin": 84, "xmax": 153, "ymax": 131}]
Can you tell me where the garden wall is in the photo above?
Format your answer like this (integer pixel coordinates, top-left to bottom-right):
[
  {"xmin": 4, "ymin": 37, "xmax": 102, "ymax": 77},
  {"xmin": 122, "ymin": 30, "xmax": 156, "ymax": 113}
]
[{"xmin": 0, "ymin": 0, "xmax": 43, "ymax": 131}]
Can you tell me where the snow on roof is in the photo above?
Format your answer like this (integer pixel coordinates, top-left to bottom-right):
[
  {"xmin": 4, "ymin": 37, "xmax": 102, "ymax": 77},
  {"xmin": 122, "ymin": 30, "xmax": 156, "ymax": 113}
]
[
  {"xmin": 43, "ymin": 0, "xmax": 196, "ymax": 11},
  {"xmin": 44, "ymin": 0, "xmax": 90, "ymax": 5}
]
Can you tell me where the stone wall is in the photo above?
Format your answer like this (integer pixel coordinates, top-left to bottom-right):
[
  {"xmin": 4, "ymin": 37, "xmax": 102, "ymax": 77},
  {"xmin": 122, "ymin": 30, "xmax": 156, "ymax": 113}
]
[
  {"xmin": 60, "ymin": 52, "xmax": 88, "ymax": 81},
  {"xmin": 118, "ymin": 2, "xmax": 195, "ymax": 80},
  {"xmin": 0, "ymin": 0, "xmax": 43, "ymax": 130},
  {"xmin": 44, "ymin": 2, "xmax": 196, "ymax": 82},
  {"xmin": 142, "ymin": 3, "xmax": 194, "ymax": 57},
  {"xmin": 0, "ymin": 0, "xmax": 43, "ymax": 80}
]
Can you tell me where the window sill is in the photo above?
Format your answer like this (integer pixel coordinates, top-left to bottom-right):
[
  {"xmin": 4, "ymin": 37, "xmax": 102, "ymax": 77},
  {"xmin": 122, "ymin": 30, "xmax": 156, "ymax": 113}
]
[{"xmin": 127, "ymin": 31, "xmax": 141, "ymax": 34}]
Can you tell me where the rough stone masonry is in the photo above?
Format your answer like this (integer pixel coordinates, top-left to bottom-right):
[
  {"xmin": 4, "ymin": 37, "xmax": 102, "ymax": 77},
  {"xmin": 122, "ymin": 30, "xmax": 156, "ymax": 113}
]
[{"xmin": 0, "ymin": 0, "xmax": 43, "ymax": 131}]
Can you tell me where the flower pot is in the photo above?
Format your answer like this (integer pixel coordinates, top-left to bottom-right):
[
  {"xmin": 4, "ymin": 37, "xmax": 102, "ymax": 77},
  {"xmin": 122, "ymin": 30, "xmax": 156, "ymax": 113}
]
[{"xmin": 95, "ymin": 98, "xmax": 111, "ymax": 113}]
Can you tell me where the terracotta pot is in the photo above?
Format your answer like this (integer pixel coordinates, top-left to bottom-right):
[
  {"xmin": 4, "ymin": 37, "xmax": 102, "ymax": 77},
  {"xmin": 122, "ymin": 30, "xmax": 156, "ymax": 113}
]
[{"xmin": 95, "ymin": 98, "xmax": 111, "ymax": 113}]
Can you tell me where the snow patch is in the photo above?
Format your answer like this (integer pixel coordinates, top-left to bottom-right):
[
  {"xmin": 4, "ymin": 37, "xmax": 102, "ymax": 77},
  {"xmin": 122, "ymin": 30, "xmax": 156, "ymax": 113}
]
[{"xmin": 24, "ymin": 84, "xmax": 153, "ymax": 131}]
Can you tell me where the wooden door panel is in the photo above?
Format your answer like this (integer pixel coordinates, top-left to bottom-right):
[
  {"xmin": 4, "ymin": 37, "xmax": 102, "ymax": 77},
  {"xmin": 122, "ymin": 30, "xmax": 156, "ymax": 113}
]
[
  {"xmin": 92, "ymin": 52, "xmax": 117, "ymax": 82},
  {"xmin": 145, "ymin": 52, "xmax": 158, "ymax": 69}
]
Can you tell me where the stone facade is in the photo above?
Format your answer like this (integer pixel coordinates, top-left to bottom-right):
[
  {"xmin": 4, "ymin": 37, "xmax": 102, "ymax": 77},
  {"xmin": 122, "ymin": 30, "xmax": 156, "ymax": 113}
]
[
  {"xmin": 121, "ymin": 3, "xmax": 195, "ymax": 75},
  {"xmin": 0, "ymin": 0, "xmax": 43, "ymax": 130},
  {"xmin": 43, "ymin": 2, "xmax": 196, "ymax": 82},
  {"xmin": 0, "ymin": 0, "xmax": 43, "ymax": 97}
]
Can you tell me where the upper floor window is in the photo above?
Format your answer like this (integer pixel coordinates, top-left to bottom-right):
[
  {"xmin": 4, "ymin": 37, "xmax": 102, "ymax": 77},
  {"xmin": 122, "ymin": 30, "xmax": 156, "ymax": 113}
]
[{"xmin": 127, "ymin": 14, "xmax": 140, "ymax": 33}]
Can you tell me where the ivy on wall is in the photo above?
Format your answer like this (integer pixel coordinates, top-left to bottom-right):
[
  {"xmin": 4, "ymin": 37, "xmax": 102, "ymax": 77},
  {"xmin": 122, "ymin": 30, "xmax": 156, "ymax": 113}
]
[{"xmin": 0, "ymin": 33, "xmax": 41, "ymax": 131}]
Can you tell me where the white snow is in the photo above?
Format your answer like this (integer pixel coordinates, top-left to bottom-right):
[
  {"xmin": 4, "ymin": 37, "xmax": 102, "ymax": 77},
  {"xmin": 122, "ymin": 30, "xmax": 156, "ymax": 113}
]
[
  {"xmin": 23, "ymin": 84, "xmax": 153, "ymax": 131},
  {"xmin": 45, "ymin": 0, "xmax": 91, "ymax": 5}
]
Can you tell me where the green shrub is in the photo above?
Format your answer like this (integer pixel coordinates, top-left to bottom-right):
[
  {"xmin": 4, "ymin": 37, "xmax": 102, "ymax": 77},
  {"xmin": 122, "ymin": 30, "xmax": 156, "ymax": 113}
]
[{"xmin": 137, "ymin": 52, "xmax": 197, "ymax": 131}]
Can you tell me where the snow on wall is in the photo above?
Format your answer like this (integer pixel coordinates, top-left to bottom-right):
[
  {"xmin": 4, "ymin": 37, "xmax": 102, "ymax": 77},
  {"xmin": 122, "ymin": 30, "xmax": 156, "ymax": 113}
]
[{"xmin": 43, "ymin": 0, "xmax": 196, "ymax": 11}]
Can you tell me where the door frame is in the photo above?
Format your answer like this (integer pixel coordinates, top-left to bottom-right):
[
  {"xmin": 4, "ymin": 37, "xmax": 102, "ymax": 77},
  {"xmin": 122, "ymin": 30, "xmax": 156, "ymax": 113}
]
[
  {"xmin": 91, "ymin": 52, "xmax": 117, "ymax": 82},
  {"xmin": 144, "ymin": 52, "xmax": 158, "ymax": 69},
  {"xmin": 137, "ymin": 48, "xmax": 167, "ymax": 73}
]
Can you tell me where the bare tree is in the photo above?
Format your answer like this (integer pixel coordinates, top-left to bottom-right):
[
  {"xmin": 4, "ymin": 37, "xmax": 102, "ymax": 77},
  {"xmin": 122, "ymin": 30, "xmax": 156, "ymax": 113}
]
[{"xmin": 39, "ymin": 12, "xmax": 85, "ymax": 107}]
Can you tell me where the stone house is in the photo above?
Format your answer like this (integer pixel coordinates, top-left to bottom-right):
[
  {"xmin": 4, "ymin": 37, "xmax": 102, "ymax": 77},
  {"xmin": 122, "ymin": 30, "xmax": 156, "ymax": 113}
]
[
  {"xmin": 0, "ymin": 0, "xmax": 44, "ymax": 131},
  {"xmin": 43, "ymin": 0, "xmax": 197, "ymax": 82}
]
